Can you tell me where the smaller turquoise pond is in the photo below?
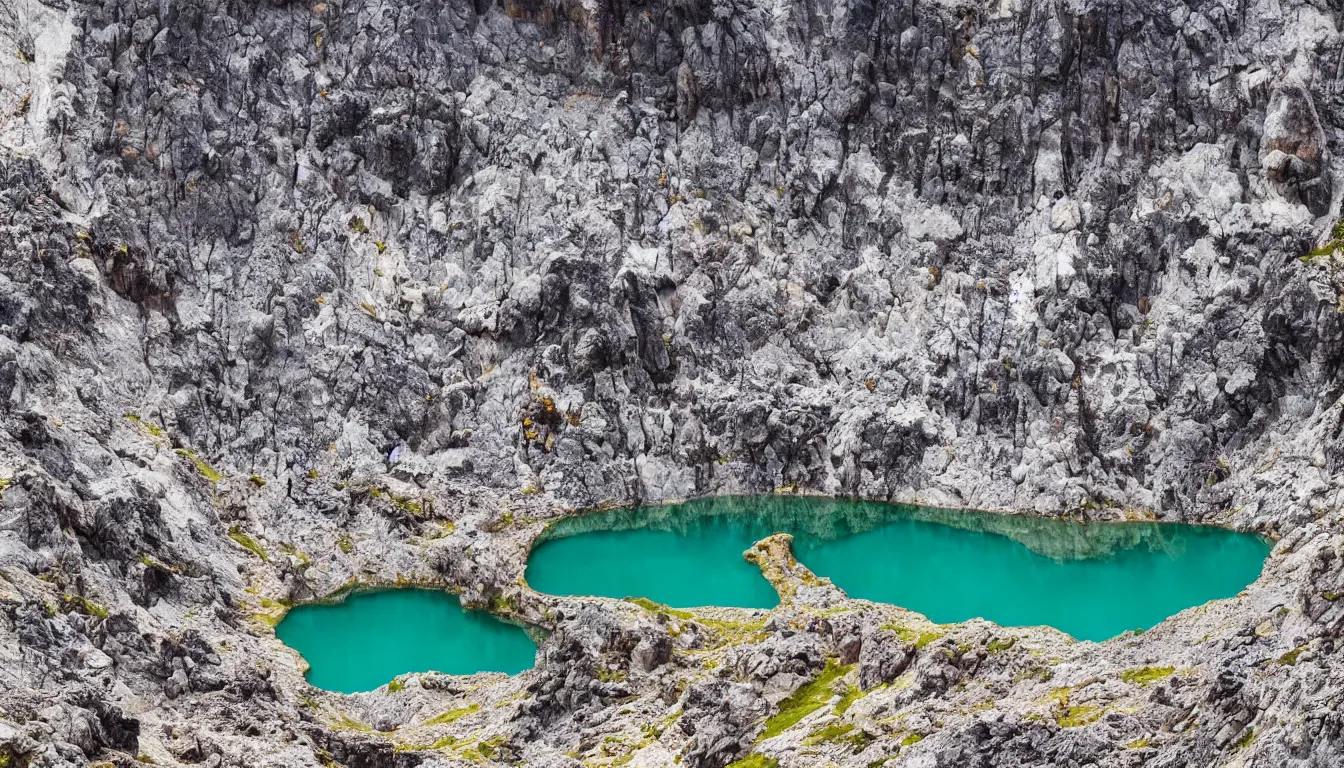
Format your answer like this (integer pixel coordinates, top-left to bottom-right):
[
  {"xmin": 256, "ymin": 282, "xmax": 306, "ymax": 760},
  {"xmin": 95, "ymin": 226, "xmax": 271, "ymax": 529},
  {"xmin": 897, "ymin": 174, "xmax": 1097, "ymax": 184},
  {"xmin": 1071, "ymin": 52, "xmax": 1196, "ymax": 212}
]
[
  {"xmin": 525, "ymin": 496, "xmax": 1273, "ymax": 641},
  {"xmin": 275, "ymin": 590, "xmax": 537, "ymax": 693}
]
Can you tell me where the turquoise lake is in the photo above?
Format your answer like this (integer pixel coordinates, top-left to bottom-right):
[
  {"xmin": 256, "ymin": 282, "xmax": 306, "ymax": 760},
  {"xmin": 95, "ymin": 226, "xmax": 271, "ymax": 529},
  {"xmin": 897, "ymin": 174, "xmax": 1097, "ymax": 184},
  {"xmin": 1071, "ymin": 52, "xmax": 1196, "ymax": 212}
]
[
  {"xmin": 525, "ymin": 496, "xmax": 1272, "ymax": 641},
  {"xmin": 275, "ymin": 589, "xmax": 537, "ymax": 693}
]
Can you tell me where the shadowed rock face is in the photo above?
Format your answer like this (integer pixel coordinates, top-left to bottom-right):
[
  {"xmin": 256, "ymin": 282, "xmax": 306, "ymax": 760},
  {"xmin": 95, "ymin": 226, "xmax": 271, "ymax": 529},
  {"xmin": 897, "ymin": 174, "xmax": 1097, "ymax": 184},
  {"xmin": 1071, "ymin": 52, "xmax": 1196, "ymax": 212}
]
[{"xmin": 1, "ymin": 0, "xmax": 1344, "ymax": 764}]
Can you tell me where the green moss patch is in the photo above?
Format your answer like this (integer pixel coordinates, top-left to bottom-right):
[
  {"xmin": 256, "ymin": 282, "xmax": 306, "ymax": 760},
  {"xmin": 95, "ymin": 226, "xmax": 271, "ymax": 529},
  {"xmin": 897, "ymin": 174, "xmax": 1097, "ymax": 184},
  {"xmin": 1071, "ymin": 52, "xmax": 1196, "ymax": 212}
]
[
  {"xmin": 395, "ymin": 735, "xmax": 458, "ymax": 752},
  {"xmin": 1305, "ymin": 218, "xmax": 1344, "ymax": 261},
  {"xmin": 696, "ymin": 614, "xmax": 770, "ymax": 647},
  {"xmin": 1120, "ymin": 666, "xmax": 1174, "ymax": 686},
  {"xmin": 276, "ymin": 542, "xmax": 311, "ymax": 564},
  {"xmin": 61, "ymin": 594, "xmax": 109, "ymax": 620},
  {"xmin": 624, "ymin": 596, "xmax": 694, "ymax": 620},
  {"xmin": 1233, "ymin": 727, "xmax": 1255, "ymax": 749},
  {"xmin": 460, "ymin": 735, "xmax": 505, "ymax": 761},
  {"xmin": 174, "ymin": 448, "xmax": 224, "ymax": 483},
  {"xmin": 252, "ymin": 596, "xmax": 290, "ymax": 627},
  {"xmin": 882, "ymin": 623, "xmax": 944, "ymax": 649},
  {"xmin": 834, "ymin": 684, "xmax": 864, "ymax": 716},
  {"xmin": 0, "ymin": 746, "xmax": 31, "ymax": 768},
  {"xmin": 725, "ymin": 754, "xmax": 778, "ymax": 768},
  {"xmin": 228, "ymin": 525, "xmax": 268, "ymax": 562},
  {"xmin": 1056, "ymin": 704, "xmax": 1101, "ymax": 727},
  {"xmin": 421, "ymin": 704, "xmax": 480, "ymax": 726},
  {"xmin": 1278, "ymin": 646, "xmax": 1306, "ymax": 666},
  {"xmin": 123, "ymin": 413, "xmax": 164, "ymax": 437},
  {"xmin": 330, "ymin": 713, "xmax": 374, "ymax": 732},
  {"xmin": 368, "ymin": 486, "xmax": 425, "ymax": 515},
  {"xmin": 597, "ymin": 668, "xmax": 627, "ymax": 683},
  {"xmin": 758, "ymin": 659, "xmax": 854, "ymax": 741},
  {"xmin": 803, "ymin": 722, "xmax": 870, "ymax": 749},
  {"xmin": 1048, "ymin": 687, "xmax": 1103, "ymax": 728}
]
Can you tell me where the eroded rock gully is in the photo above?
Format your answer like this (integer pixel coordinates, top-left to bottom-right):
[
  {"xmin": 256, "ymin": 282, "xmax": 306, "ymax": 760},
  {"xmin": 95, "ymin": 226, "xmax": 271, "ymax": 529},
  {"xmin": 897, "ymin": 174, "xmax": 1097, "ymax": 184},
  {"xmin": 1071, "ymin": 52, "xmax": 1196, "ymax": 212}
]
[{"xmin": 0, "ymin": 0, "xmax": 1343, "ymax": 763}]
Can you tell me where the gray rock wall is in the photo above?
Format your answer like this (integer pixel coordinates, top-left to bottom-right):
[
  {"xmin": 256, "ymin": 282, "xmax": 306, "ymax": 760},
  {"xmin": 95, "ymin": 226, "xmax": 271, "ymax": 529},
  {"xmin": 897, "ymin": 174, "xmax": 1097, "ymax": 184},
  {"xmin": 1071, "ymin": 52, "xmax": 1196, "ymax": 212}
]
[{"xmin": 17, "ymin": 0, "xmax": 1341, "ymax": 518}]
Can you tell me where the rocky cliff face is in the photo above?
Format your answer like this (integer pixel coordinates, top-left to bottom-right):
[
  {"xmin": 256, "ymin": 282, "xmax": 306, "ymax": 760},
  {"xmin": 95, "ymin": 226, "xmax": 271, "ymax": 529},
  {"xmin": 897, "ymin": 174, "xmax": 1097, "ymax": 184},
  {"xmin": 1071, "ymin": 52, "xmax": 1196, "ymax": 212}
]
[{"xmin": 1, "ymin": 0, "xmax": 1344, "ymax": 764}]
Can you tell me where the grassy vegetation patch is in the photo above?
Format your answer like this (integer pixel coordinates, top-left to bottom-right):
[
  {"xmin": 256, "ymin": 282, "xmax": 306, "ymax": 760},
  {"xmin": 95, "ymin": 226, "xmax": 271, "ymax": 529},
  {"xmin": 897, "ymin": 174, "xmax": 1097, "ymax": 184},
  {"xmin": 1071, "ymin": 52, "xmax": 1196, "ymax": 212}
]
[
  {"xmin": 882, "ymin": 623, "xmax": 944, "ymax": 649},
  {"xmin": 834, "ymin": 684, "xmax": 863, "ymax": 716},
  {"xmin": 228, "ymin": 525, "xmax": 268, "ymax": 562},
  {"xmin": 489, "ymin": 593, "xmax": 521, "ymax": 615},
  {"xmin": 330, "ymin": 713, "xmax": 374, "ymax": 732},
  {"xmin": 691, "ymin": 613, "xmax": 770, "ymax": 647},
  {"xmin": 1120, "ymin": 666, "xmax": 1174, "ymax": 686},
  {"xmin": 61, "ymin": 594, "xmax": 109, "ymax": 620},
  {"xmin": 625, "ymin": 596, "xmax": 693, "ymax": 620},
  {"xmin": 395, "ymin": 735, "xmax": 458, "ymax": 752},
  {"xmin": 1233, "ymin": 727, "xmax": 1255, "ymax": 749},
  {"xmin": 123, "ymin": 413, "xmax": 164, "ymax": 437},
  {"xmin": 252, "ymin": 596, "xmax": 290, "ymax": 627},
  {"xmin": 1048, "ymin": 687, "xmax": 1103, "ymax": 728},
  {"xmin": 421, "ymin": 521, "xmax": 456, "ymax": 540},
  {"xmin": 0, "ymin": 745, "xmax": 32, "ymax": 768},
  {"xmin": 725, "ymin": 754, "xmax": 778, "ymax": 768},
  {"xmin": 277, "ymin": 542, "xmax": 310, "ymax": 564},
  {"xmin": 1055, "ymin": 704, "xmax": 1101, "ymax": 727},
  {"xmin": 1278, "ymin": 646, "xmax": 1307, "ymax": 666},
  {"xmin": 1014, "ymin": 665, "xmax": 1054, "ymax": 683},
  {"xmin": 368, "ymin": 486, "xmax": 424, "ymax": 515},
  {"xmin": 421, "ymin": 704, "xmax": 480, "ymax": 726},
  {"xmin": 1305, "ymin": 218, "xmax": 1344, "ymax": 261},
  {"xmin": 758, "ymin": 659, "xmax": 854, "ymax": 741},
  {"xmin": 803, "ymin": 722, "xmax": 871, "ymax": 749},
  {"xmin": 460, "ymin": 735, "xmax": 505, "ymax": 761},
  {"xmin": 174, "ymin": 448, "xmax": 224, "ymax": 483},
  {"xmin": 139, "ymin": 553, "xmax": 180, "ymax": 574}
]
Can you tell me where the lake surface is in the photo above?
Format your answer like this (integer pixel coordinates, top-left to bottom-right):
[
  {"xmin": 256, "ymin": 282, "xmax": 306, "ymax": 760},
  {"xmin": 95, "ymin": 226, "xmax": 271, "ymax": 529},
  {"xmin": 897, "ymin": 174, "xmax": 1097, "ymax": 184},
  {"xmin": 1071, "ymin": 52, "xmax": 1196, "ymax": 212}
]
[
  {"xmin": 275, "ymin": 589, "xmax": 537, "ymax": 693},
  {"xmin": 525, "ymin": 496, "xmax": 1272, "ymax": 641}
]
